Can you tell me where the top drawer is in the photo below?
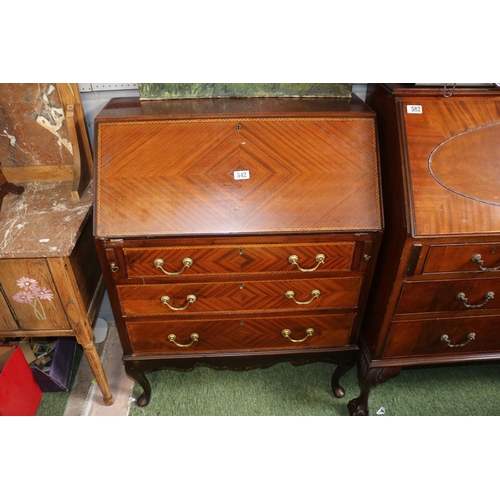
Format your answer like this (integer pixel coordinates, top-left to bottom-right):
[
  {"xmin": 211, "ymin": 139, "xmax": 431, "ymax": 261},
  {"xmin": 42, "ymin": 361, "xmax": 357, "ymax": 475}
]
[
  {"xmin": 124, "ymin": 242, "xmax": 356, "ymax": 278},
  {"xmin": 423, "ymin": 243, "xmax": 500, "ymax": 274}
]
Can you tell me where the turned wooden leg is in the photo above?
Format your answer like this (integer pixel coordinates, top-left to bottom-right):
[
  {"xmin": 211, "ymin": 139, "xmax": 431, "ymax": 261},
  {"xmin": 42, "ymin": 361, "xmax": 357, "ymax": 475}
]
[
  {"xmin": 47, "ymin": 257, "xmax": 114, "ymax": 406},
  {"xmin": 125, "ymin": 364, "xmax": 152, "ymax": 407},
  {"xmin": 82, "ymin": 340, "xmax": 115, "ymax": 406},
  {"xmin": 331, "ymin": 361, "xmax": 355, "ymax": 398}
]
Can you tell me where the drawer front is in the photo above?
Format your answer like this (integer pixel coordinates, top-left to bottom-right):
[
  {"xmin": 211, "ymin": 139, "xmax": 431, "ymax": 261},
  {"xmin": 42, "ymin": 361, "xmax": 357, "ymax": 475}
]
[
  {"xmin": 126, "ymin": 313, "xmax": 355, "ymax": 354},
  {"xmin": 396, "ymin": 278, "xmax": 500, "ymax": 314},
  {"xmin": 423, "ymin": 243, "xmax": 500, "ymax": 274},
  {"xmin": 117, "ymin": 277, "xmax": 362, "ymax": 316},
  {"xmin": 123, "ymin": 242, "xmax": 356, "ymax": 278},
  {"xmin": 384, "ymin": 316, "xmax": 500, "ymax": 358}
]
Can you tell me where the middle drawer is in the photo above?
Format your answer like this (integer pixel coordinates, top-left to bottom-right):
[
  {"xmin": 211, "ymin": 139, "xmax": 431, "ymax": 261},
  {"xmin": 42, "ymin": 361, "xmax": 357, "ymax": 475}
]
[
  {"xmin": 396, "ymin": 278, "xmax": 500, "ymax": 315},
  {"xmin": 117, "ymin": 276, "xmax": 362, "ymax": 317}
]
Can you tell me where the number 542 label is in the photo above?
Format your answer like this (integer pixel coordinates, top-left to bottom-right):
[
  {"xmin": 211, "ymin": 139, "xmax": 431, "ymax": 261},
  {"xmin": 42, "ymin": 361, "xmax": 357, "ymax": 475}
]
[
  {"xmin": 407, "ymin": 104, "xmax": 423, "ymax": 114},
  {"xmin": 234, "ymin": 170, "xmax": 250, "ymax": 180}
]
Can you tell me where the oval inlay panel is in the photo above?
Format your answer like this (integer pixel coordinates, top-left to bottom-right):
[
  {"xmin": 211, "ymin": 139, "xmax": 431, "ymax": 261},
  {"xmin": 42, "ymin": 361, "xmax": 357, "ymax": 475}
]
[{"xmin": 429, "ymin": 123, "xmax": 500, "ymax": 206}]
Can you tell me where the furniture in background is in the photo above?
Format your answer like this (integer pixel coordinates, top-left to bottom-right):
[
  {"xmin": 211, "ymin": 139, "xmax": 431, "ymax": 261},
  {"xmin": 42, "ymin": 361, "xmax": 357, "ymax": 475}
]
[
  {"xmin": 93, "ymin": 96, "xmax": 383, "ymax": 407},
  {"xmin": 0, "ymin": 83, "xmax": 113, "ymax": 405},
  {"xmin": 349, "ymin": 83, "xmax": 500, "ymax": 415}
]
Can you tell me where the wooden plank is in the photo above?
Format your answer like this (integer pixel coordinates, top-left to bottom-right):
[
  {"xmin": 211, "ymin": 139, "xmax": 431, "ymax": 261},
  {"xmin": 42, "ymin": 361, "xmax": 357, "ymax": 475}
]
[{"xmin": 1, "ymin": 165, "xmax": 73, "ymax": 183}]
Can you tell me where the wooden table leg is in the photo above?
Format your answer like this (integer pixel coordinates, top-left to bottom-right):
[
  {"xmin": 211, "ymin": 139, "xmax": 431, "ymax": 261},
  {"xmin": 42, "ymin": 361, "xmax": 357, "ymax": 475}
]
[
  {"xmin": 81, "ymin": 339, "xmax": 114, "ymax": 406},
  {"xmin": 48, "ymin": 257, "xmax": 114, "ymax": 406}
]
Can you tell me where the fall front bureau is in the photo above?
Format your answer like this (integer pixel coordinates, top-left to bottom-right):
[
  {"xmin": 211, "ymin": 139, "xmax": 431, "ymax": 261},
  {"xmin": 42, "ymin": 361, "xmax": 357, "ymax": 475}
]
[
  {"xmin": 93, "ymin": 96, "xmax": 383, "ymax": 407},
  {"xmin": 348, "ymin": 84, "xmax": 500, "ymax": 415}
]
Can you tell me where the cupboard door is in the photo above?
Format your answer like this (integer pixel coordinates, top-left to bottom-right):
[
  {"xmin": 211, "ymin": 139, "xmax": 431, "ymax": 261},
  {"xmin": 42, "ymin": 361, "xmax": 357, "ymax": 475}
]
[{"xmin": 0, "ymin": 259, "xmax": 69, "ymax": 330}]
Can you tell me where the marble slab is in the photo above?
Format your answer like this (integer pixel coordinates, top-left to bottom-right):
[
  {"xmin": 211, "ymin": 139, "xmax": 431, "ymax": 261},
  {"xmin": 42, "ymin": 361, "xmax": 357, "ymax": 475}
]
[
  {"xmin": 0, "ymin": 180, "xmax": 93, "ymax": 258},
  {"xmin": 138, "ymin": 83, "xmax": 352, "ymax": 100},
  {"xmin": 0, "ymin": 84, "xmax": 74, "ymax": 167}
]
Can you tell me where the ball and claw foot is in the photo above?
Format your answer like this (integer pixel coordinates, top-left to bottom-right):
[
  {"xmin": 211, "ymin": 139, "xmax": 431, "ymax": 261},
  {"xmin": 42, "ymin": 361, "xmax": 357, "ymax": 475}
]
[{"xmin": 348, "ymin": 397, "xmax": 368, "ymax": 416}]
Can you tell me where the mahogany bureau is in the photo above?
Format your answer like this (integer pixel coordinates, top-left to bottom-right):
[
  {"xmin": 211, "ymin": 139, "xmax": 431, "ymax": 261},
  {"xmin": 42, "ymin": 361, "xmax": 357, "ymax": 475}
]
[
  {"xmin": 348, "ymin": 83, "xmax": 500, "ymax": 415},
  {"xmin": 93, "ymin": 96, "xmax": 383, "ymax": 408}
]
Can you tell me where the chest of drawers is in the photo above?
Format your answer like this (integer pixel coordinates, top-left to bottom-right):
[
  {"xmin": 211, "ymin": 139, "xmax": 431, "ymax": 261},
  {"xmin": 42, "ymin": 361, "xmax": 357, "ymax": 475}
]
[
  {"xmin": 93, "ymin": 96, "xmax": 383, "ymax": 407},
  {"xmin": 348, "ymin": 84, "xmax": 500, "ymax": 415}
]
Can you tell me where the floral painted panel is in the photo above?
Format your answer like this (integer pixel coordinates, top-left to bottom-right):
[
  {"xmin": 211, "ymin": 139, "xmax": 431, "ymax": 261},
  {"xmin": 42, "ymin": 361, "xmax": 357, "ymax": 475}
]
[
  {"xmin": 12, "ymin": 277, "xmax": 54, "ymax": 321},
  {"xmin": 0, "ymin": 259, "xmax": 69, "ymax": 330}
]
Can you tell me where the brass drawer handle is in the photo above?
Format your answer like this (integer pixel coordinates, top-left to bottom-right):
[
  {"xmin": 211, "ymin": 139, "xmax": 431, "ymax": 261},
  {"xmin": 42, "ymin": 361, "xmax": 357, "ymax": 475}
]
[
  {"xmin": 440, "ymin": 332, "xmax": 476, "ymax": 348},
  {"xmin": 285, "ymin": 289, "xmax": 321, "ymax": 305},
  {"xmin": 456, "ymin": 291, "xmax": 495, "ymax": 309},
  {"xmin": 288, "ymin": 254, "xmax": 325, "ymax": 272},
  {"xmin": 168, "ymin": 333, "xmax": 199, "ymax": 347},
  {"xmin": 471, "ymin": 254, "xmax": 500, "ymax": 272},
  {"xmin": 160, "ymin": 294, "xmax": 196, "ymax": 311},
  {"xmin": 154, "ymin": 257, "xmax": 193, "ymax": 276},
  {"xmin": 281, "ymin": 328, "xmax": 314, "ymax": 343}
]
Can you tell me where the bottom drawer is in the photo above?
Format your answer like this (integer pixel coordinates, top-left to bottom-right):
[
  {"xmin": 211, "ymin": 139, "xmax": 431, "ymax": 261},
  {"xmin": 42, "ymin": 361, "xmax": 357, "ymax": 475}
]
[
  {"xmin": 126, "ymin": 313, "xmax": 355, "ymax": 355},
  {"xmin": 384, "ymin": 316, "xmax": 500, "ymax": 358}
]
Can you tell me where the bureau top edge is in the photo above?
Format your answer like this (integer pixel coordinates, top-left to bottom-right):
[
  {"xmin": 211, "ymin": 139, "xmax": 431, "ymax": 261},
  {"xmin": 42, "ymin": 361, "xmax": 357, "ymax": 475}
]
[
  {"xmin": 94, "ymin": 95, "xmax": 375, "ymax": 122},
  {"xmin": 379, "ymin": 83, "xmax": 500, "ymax": 98}
]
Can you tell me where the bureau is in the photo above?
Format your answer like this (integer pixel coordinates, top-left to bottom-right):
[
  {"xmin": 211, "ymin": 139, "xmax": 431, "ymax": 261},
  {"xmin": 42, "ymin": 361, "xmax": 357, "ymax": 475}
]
[
  {"xmin": 93, "ymin": 96, "xmax": 383, "ymax": 408},
  {"xmin": 348, "ymin": 83, "xmax": 500, "ymax": 415}
]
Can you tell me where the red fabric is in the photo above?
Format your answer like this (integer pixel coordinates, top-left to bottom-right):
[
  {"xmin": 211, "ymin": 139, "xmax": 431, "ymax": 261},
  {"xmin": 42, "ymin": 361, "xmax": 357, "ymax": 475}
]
[{"xmin": 0, "ymin": 346, "xmax": 42, "ymax": 416}]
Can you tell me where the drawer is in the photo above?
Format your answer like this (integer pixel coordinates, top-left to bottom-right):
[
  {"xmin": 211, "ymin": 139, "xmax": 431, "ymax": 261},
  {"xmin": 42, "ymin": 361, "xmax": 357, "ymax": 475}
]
[
  {"xmin": 384, "ymin": 315, "xmax": 500, "ymax": 358},
  {"xmin": 117, "ymin": 277, "xmax": 362, "ymax": 316},
  {"xmin": 396, "ymin": 278, "xmax": 500, "ymax": 314},
  {"xmin": 123, "ymin": 242, "xmax": 356, "ymax": 278},
  {"xmin": 423, "ymin": 243, "xmax": 500, "ymax": 274},
  {"xmin": 125, "ymin": 313, "xmax": 355, "ymax": 354}
]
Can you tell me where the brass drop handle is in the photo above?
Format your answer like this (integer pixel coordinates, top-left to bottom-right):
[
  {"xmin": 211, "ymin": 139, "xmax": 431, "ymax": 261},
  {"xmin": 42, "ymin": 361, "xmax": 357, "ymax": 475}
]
[
  {"xmin": 110, "ymin": 262, "xmax": 119, "ymax": 272},
  {"xmin": 285, "ymin": 289, "xmax": 321, "ymax": 305},
  {"xmin": 288, "ymin": 254, "xmax": 325, "ymax": 273},
  {"xmin": 168, "ymin": 333, "xmax": 199, "ymax": 347},
  {"xmin": 281, "ymin": 328, "xmax": 314, "ymax": 343},
  {"xmin": 440, "ymin": 332, "xmax": 476, "ymax": 348},
  {"xmin": 456, "ymin": 291, "xmax": 495, "ymax": 309},
  {"xmin": 160, "ymin": 294, "xmax": 196, "ymax": 311},
  {"xmin": 154, "ymin": 257, "xmax": 193, "ymax": 275},
  {"xmin": 471, "ymin": 254, "xmax": 500, "ymax": 272}
]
